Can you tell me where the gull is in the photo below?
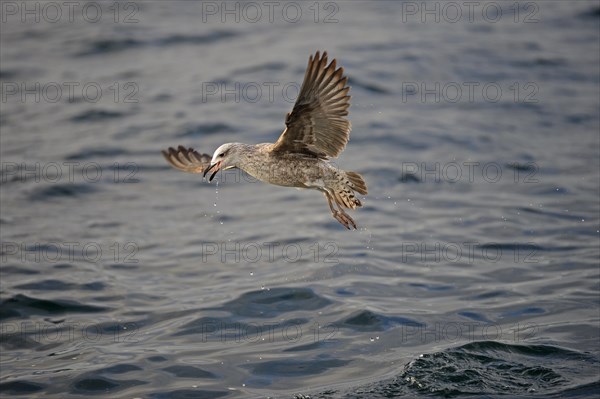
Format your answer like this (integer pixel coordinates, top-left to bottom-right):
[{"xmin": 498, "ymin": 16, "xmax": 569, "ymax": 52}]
[{"xmin": 162, "ymin": 51, "xmax": 367, "ymax": 229}]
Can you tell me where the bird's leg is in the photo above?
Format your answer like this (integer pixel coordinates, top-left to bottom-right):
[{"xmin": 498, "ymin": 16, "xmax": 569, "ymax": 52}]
[
  {"xmin": 333, "ymin": 207, "xmax": 356, "ymax": 230},
  {"xmin": 323, "ymin": 191, "xmax": 357, "ymax": 230}
]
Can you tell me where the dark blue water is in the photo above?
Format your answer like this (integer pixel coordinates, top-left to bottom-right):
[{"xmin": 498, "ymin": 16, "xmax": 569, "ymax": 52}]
[{"xmin": 1, "ymin": 1, "xmax": 599, "ymax": 397}]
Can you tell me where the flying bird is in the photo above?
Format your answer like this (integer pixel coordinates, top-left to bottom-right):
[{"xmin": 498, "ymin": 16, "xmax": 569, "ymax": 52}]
[{"xmin": 162, "ymin": 51, "xmax": 367, "ymax": 229}]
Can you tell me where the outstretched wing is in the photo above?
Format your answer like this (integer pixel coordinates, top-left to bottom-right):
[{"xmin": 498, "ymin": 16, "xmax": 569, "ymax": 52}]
[
  {"xmin": 271, "ymin": 51, "xmax": 351, "ymax": 159},
  {"xmin": 162, "ymin": 145, "xmax": 211, "ymax": 173}
]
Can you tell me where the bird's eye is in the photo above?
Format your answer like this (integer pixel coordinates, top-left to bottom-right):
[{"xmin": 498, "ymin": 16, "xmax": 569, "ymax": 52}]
[{"xmin": 218, "ymin": 153, "xmax": 225, "ymax": 157}]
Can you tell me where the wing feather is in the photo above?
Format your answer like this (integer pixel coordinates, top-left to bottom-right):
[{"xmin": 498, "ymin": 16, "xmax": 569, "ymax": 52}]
[
  {"xmin": 161, "ymin": 146, "xmax": 211, "ymax": 174},
  {"xmin": 272, "ymin": 51, "xmax": 351, "ymax": 158}
]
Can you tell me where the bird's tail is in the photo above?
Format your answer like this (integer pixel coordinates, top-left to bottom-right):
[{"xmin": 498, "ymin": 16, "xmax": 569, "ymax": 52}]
[
  {"xmin": 332, "ymin": 171, "xmax": 368, "ymax": 210},
  {"xmin": 346, "ymin": 171, "xmax": 368, "ymax": 195}
]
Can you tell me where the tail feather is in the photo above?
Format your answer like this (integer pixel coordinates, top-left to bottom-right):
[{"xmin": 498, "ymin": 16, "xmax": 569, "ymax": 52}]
[
  {"xmin": 346, "ymin": 171, "xmax": 368, "ymax": 195},
  {"xmin": 330, "ymin": 171, "xmax": 367, "ymax": 210},
  {"xmin": 334, "ymin": 191, "xmax": 349, "ymax": 208}
]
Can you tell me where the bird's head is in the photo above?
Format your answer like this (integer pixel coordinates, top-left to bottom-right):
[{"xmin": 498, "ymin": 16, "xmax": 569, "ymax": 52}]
[{"xmin": 203, "ymin": 143, "xmax": 241, "ymax": 182}]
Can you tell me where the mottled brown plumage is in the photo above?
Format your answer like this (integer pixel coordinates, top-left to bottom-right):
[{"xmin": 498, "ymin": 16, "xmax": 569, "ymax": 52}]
[
  {"xmin": 162, "ymin": 51, "xmax": 368, "ymax": 229},
  {"xmin": 162, "ymin": 146, "xmax": 211, "ymax": 173},
  {"xmin": 272, "ymin": 52, "xmax": 351, "ymax": 158}
]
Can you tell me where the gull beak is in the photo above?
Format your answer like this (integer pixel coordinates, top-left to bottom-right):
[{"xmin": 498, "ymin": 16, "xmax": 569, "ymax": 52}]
[{"xmin": 203, "ymin": 161, "xmax": 221, "ymax": 182}]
